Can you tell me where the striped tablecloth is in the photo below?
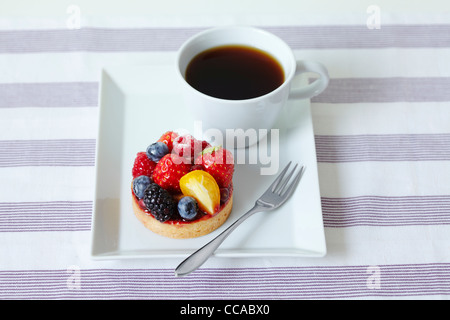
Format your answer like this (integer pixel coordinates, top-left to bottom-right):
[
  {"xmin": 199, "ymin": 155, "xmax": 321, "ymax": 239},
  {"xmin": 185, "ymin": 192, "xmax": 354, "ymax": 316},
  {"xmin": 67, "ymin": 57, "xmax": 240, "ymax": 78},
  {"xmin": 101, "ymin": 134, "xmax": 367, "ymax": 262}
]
[{"xmin": 1, "ymin": 9, "xmax": 450, "ymax": 300}]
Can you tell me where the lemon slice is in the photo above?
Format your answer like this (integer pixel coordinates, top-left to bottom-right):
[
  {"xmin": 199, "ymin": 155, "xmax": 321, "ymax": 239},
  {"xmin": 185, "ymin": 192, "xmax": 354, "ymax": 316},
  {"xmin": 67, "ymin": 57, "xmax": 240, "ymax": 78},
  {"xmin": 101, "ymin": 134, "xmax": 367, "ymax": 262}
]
[{"xmin": 179, "ymin": 170, "xmax": 220, "ymax": 215}]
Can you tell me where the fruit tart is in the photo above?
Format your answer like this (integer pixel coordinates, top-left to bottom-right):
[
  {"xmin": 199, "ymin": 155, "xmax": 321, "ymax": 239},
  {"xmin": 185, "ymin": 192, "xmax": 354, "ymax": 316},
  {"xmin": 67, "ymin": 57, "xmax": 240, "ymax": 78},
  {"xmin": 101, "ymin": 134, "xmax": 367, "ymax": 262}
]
[{"xmin": 131, "ymin": 131, "xmax": 234, "ymax": 239}]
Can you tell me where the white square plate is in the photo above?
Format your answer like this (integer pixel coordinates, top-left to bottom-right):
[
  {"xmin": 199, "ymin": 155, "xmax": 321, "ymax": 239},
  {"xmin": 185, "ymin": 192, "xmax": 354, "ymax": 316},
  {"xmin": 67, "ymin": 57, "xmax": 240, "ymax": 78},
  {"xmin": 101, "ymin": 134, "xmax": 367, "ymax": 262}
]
[{"xmin": 90, "ymin": 64, "xmax": 326, "ymax": 260}]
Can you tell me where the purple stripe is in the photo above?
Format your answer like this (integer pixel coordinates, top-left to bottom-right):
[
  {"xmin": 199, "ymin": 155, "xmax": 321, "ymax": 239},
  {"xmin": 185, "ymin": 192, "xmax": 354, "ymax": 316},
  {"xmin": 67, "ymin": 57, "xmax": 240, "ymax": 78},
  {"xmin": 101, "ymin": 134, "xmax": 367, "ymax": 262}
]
[
  {"xmin": 0, "ymin": 27, "xmax": 203, "ymax": 53},
  {"xmin": 1, "ymin": 194, "xmax": 448, "ymax": 232},
  {"xmin": 0, "ymin": 139, "xmax": 96, "ymax": 167},
  {"xmin": 322, "ymin": 196, "xmax": 450, "ymax": 227},
  {"xmin": 0, "ymin": 201, "xmax": 92, "ymax": 232},
  {"xmin": 312, "ymin": 77, "xmax": 450, "ymax": 103},
  {"xmin": 266, "ymin": 25, "xmax": 450, "ymax": 49},
  {"xmin": 1, "ymin": 77, "xmax": 449, "ymax": 108},
  {"xmin": 315, "ymin": 134, "xmax": 450, "ymax": 162},
  {"xmin": 0, "ymin": 264, "xmax": 449, "ymax": 299},
  {"xmin": 0, "ymin": 82, "xmax": 98, "ymax": 108},
  {"xmin": 0, "ymin": 25, "xmax": 449, "ymax": 53}
]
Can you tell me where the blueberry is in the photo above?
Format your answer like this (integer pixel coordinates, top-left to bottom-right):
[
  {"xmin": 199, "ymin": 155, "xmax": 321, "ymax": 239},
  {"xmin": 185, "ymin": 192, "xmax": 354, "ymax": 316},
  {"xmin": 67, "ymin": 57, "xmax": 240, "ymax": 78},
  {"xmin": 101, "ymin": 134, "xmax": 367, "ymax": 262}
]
[
  {"xmin": 177, "ymin": 196, "xmax": 199, "ymax": 220},
  {"xmin": 133, "ymin": 175, "xmax": 151, "ymax": 199},
  {"xmin": 220, "ymin": 187, "xmax": 230, "ymax": 204},
  {"xmin": 146, "ymin": 142, "xmax": 169, "ymax": 162}
]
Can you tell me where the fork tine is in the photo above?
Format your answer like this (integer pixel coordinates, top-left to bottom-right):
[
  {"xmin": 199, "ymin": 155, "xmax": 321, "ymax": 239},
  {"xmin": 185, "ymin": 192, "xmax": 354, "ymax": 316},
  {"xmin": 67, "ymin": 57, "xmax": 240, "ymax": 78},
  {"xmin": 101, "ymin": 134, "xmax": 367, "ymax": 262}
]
[
  {"xmin": 269, "ymin": 161, "xmax": 291, "ymax": 192},
  {"xmin": 281, "ymin": 165, "xmax": 306, "ymax": 199},
  {"xmin": 274, "ymin": 163, "xmax": 298, "ymax": 195}
]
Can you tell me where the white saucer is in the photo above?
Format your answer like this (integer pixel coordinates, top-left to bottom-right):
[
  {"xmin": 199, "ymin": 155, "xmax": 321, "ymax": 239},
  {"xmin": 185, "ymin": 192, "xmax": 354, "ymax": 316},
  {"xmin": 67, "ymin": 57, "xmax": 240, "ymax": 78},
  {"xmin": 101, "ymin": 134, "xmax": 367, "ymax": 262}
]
[{"xmin": 90, "ymin": 64, "xmax": 326, "ymax": 259}]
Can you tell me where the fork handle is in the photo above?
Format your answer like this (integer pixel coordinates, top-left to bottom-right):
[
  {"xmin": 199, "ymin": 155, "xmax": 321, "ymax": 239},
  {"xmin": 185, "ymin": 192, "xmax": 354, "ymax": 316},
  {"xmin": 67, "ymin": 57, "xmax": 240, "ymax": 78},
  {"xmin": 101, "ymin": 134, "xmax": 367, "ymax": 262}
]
[{"xmin": 174, "ymin": 204, "xmax": 261, "ymax": 277}]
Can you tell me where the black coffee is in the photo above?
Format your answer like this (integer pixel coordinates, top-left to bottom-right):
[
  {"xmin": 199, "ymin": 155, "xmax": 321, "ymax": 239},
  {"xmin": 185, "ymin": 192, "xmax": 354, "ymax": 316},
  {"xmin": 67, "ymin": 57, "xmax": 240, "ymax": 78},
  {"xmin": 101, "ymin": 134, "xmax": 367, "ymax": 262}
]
[{"xmin": 185, "ymin": 45, "xmax": 284, "ymax": 100}]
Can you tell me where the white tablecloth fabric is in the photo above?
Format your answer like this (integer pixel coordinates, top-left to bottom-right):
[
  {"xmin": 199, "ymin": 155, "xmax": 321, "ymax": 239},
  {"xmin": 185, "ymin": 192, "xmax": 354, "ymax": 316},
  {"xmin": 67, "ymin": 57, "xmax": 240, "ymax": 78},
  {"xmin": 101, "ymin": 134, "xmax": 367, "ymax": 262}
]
[{"xmin": 1, "ymin": 7, "xmax": 450, "ymax": 299}]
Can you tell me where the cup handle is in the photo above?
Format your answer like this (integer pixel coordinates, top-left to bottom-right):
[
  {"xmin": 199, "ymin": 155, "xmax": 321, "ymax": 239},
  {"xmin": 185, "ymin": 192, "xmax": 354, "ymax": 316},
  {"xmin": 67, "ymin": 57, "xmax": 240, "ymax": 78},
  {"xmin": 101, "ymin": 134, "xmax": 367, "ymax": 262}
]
[{"xmin": 289, "ymin": 60, "xmax": 329, "ymax": 100}]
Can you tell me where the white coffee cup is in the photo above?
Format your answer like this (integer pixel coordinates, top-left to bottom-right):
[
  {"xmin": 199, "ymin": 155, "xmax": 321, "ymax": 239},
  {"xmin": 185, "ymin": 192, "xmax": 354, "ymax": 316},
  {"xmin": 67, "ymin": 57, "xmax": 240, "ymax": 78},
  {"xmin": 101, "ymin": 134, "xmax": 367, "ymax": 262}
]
[{"xmin": 176, "ymin": 26, "xmax": 329, "ymax": 147}]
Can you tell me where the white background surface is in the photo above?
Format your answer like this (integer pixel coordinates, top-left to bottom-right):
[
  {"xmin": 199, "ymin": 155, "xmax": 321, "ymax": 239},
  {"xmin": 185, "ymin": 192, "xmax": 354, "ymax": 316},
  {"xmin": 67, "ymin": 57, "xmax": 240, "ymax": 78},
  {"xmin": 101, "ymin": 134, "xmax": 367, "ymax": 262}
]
[
  {"xmin": 1, "ymin": 0, "xmax": 450, "ymax": 24},
  {"xmin": 1, "ymin": 0, "xmax": 450, "ymax": 300}
]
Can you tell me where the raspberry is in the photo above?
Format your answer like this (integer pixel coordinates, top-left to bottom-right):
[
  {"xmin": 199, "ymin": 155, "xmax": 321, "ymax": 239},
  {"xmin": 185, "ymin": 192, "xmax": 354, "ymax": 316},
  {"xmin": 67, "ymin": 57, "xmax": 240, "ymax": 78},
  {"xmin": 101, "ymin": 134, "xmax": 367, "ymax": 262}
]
[
  {"xmin": 143, "ymin": 183, "xmax": 177, "ymax": 222},
  {"xmin": 172, "ymin": 134, "xmax": 211, "ymax": 164},
  {"xmin": 132, "ymin": 152, "xmax": 157, "ymax": 178}
]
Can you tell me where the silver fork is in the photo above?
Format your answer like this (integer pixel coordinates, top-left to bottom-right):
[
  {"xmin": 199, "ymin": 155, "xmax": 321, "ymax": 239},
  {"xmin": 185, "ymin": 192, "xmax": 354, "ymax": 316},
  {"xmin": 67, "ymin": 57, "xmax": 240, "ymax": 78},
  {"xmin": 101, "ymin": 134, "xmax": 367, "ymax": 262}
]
[{"xmin": 174, "ymin": 162, "xmax": 306, "ymax": 277}]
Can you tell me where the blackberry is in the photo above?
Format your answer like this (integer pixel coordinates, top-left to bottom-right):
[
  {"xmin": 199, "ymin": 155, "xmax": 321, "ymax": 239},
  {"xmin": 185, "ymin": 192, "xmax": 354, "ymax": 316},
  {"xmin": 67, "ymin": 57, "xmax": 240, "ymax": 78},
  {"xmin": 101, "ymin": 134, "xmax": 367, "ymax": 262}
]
[{"xmin": 143, "ymin": 183, "xmax": 176, "ymax": 222}]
